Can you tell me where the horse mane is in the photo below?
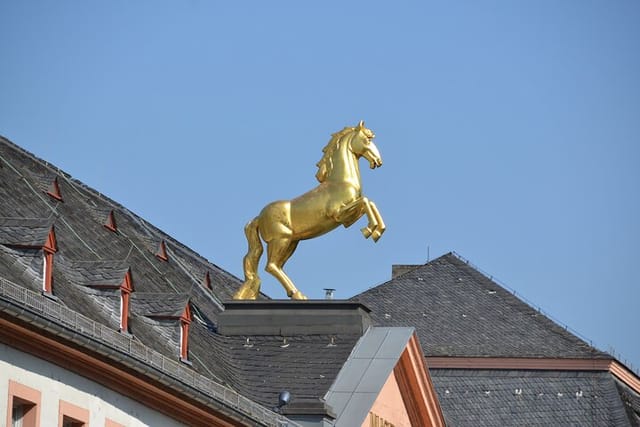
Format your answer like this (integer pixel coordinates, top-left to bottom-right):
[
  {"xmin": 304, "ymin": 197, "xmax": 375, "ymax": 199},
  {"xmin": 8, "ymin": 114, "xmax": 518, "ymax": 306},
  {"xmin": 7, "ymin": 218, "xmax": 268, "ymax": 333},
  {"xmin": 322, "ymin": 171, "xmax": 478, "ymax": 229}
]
[{"xmin": 315, "ymin": 126, "xmax": 355, "ymax": 182}]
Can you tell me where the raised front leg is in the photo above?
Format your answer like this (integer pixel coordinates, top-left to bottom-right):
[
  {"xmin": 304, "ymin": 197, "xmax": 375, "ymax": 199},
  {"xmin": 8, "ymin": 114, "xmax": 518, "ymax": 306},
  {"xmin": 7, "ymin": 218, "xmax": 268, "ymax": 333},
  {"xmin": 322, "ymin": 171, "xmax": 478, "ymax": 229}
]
[
  {"xmin": 359, "ymin": 197, "xmax": 379, "ymax": 239},
  {"xmin": 335, "ymin": 197, "xmax": 383, "ymax": 241},
  {"xmin": 368, "ymin": 200, "xmax": 386, "ymax": 242}
]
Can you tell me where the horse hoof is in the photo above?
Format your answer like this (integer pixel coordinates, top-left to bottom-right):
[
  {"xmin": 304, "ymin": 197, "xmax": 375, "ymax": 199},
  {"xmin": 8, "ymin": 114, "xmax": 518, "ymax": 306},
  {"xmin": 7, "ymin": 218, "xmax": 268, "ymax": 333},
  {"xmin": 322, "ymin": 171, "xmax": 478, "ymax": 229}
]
[
  {"xmin": 361, "ymin": 227, "xmax": 372, "ymax": 238},
  {"xmin": 233, "ymin": 282, "xmax": 260, "ymax": 300},
  {"xmin": 372, "ymin": 231, "xmax": 381, "ymax": 242},
  {"xmin": 290, "ymin": 290, "xmax": 308, "ymax": 300}
]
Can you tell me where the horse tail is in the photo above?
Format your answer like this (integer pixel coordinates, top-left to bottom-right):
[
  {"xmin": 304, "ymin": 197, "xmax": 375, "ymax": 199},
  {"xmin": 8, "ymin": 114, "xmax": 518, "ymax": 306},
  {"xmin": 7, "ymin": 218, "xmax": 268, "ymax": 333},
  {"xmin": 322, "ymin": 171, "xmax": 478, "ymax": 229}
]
[{"xmin": 234, "ymin": 217, "xmax": 263, "ymax": 299}]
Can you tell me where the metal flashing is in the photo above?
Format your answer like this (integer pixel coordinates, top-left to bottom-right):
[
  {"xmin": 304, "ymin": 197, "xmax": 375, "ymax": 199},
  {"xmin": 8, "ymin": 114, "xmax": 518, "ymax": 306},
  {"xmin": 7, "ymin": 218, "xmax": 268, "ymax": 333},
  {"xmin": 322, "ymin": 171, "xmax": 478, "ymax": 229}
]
[{"xmin": 324, "ymin": 327, "xmax": 414, "ymax": 426}]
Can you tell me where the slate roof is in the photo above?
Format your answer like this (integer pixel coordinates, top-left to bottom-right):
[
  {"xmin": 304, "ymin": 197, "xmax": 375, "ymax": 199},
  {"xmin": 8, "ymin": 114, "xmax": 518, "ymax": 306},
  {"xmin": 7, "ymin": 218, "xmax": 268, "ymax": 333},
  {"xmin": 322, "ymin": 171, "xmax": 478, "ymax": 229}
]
[
  {"xmin": 617, "ymin": 380, "xmax": 640, "ymax": 426},
  {"xmin": 188, "ymin": 322, "xmax": 360, "ymax": 409},
  {"xmin": 432, "ymin": 369, "xmax": 634, "ymax": 426},
  {"xmin": 132, "ymin": 292, "xmax": 190, "ymax": 317},
  {"xmin": 351, "ymin": 253, "xmax": 640, "ymax": 425},
  {"xmin": 60, "ymin": 259, "xmax": 130, "ymax": 287},
  {"xmin": 353, "ymin": 252, "xmax": 608, "ymax": 359},
  {"xmin": 0, "ymin": 137, "xmax": 242, "ymax": 379},
  {"xmin": 0, "ymin": 217, "xmax": 54, "ymax": 247}
]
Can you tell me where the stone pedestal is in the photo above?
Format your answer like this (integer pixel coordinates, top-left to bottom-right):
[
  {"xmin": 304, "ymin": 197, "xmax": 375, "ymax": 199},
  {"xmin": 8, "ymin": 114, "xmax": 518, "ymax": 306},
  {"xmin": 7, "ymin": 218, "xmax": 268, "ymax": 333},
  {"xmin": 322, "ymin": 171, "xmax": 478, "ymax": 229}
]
[{"xmin": 218, "ymin": 300, "xmax": 372, "ymax": 336}]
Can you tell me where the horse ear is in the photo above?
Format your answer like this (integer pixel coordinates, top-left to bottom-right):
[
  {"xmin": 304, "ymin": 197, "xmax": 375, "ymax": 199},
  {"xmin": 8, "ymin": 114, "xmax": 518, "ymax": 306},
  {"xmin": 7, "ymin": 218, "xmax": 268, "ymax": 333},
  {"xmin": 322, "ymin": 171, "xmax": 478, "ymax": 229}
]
[{"xmin": 357, "ymin": 120, "xmax": 365, "ymax": 130}]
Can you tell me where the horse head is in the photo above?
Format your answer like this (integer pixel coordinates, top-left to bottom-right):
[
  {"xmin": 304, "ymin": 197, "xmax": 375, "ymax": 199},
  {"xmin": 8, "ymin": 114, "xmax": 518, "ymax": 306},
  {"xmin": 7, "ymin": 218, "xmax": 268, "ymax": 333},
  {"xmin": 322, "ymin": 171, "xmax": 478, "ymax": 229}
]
[{"xmin": 349, "ymin": 120, "xmax": 382, "ymax": 169}]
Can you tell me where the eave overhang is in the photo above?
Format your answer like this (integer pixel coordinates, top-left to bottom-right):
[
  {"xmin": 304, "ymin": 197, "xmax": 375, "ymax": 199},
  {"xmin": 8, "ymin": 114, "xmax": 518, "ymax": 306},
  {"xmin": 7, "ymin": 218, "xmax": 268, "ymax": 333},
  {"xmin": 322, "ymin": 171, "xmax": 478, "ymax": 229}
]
[{"xmin": 0, "ymin": 279, "xmax": 296, "ymax": 427}]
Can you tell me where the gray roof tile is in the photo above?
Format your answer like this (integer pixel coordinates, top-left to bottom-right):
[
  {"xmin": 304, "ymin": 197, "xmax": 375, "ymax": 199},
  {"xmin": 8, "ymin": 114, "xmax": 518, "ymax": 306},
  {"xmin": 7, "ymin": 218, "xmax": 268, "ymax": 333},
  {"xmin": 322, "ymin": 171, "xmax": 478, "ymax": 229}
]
[
  {"xmin": 0, "ymin": 217, "xmax": 53, "ymax": 247},
  {"xmin": 431, "ymin": 369, "xmax": 633, "ymax": 426},
  {"xmin": 131, "ymin": 292, "xmax": 190, "ymax": 317},
  {"xmin": 353, "ymin": 253, "xmax": 608, "ymax": 359},
  {"xmin": 188, "ymin": 324, "xmax": 361, "ymax": 409},
  {"xmin": 0, "ymin": 136, "xmax": 239, "ymax": 363}
]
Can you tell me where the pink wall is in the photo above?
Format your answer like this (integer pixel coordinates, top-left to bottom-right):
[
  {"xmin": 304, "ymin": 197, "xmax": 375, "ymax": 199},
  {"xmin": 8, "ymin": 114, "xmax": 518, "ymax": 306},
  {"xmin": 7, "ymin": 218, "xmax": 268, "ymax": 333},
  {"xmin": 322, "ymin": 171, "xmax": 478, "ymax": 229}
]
[{"xmin": 362, "ymin": 371, "xmax": 411, "ymax": 427}]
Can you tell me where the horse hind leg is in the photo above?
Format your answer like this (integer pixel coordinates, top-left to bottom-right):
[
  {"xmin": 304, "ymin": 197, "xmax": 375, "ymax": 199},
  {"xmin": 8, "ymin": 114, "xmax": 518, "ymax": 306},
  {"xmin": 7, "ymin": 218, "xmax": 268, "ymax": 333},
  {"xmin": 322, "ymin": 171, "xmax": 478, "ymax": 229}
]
[
  {"xmin": 265, "ymin": 238, "xmax": 306, "ymax": 300},
  {"xmin": 233, "ymin": 218, "xmax": 264, "ymax": 300}
]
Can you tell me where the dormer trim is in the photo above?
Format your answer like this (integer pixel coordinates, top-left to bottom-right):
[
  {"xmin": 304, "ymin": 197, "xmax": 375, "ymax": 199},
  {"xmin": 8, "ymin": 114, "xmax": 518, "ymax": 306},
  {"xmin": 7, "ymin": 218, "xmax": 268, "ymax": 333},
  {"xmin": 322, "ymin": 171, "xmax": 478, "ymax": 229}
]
[
  {"xmin": 104, "ymin": 210, "xmax": 118, "ymax": 232},
  {"xmin": 394, "ymin": 333, "xmax": 446, "ymax": 427},
  {"xmin": 42, "ymin": 226, "xmax": 57, "ymax": 296},
  {"xmin": 156, "ymin": 241, "xmax": 168, "ymax": 262},
  {"xmin": 120, "ymin": 269, "xmax": 133, "ymax": 333},
  {"xmin": 44, "ymin": 226, "xmax": 57, "ymax": 254},
  {"xmin": 46, "ymin": 177, "xmax": 63, "ymax": 202},
  {"xmin": 179, "ymin": 304, "xmax": 192, "ymax": 363},
  {"xmin": 203, "ymin": 271, "xmax": 212, "ymax": 291}
]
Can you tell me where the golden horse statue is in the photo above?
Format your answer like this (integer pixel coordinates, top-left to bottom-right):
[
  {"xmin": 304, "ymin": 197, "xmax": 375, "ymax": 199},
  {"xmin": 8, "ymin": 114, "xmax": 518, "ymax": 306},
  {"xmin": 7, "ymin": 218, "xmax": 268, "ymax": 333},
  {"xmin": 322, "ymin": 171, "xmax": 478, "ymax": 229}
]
[{"xmin": 233, "ymin": 121, "xmax": 385, "ymax": 300}]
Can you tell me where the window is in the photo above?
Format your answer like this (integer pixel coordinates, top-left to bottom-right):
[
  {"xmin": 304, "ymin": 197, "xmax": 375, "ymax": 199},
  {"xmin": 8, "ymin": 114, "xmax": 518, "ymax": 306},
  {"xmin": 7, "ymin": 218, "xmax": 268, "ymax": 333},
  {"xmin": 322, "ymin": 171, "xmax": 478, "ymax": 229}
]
[
  {"xmin": 119, "ymin": 269, "xmax": 133, "ymax": 333},
  {"xmin": 42, "ymin": 250, "xmax": 54, "ymax": 294},
  {"xmin": 179, "ymin": 304, "xmax": 192, "ymax": 362},
  {"xmin": 58, "ymin": 401, "xmax": 89, "ymax": 427},
  {"xmin": 42, "ymin": 226, "xmax": 57, "ymax": 296},
  {"xmin": 61, "ymin": 417, "xmax": 84, "ymax": 427},
  {"xmin": 6, "ymin": 381, "xmax": 41, "ymax": 427}
]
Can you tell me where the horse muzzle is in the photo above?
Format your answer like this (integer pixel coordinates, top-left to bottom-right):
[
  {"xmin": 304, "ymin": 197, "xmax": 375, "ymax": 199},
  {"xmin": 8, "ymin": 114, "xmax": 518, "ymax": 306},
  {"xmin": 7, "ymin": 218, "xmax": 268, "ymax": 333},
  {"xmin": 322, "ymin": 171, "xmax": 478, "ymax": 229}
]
[{"xmin": 368, "ymin": 157, "xmax": 382, "ymax": 169}]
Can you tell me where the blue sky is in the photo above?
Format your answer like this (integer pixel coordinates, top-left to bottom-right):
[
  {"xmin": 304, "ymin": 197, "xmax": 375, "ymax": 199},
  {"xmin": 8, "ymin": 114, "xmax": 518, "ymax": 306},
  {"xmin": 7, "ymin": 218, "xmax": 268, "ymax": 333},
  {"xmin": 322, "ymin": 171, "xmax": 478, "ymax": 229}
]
[{"xmin": 1, "ymin": 1, "xmax": 639, "ymax": 370}]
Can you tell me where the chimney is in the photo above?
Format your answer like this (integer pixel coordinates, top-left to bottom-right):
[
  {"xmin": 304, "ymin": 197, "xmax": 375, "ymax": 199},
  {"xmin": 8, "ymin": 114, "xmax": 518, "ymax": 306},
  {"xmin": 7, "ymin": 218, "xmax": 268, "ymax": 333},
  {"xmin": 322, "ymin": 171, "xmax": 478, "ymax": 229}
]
[{"xmin": 391, "ymin": 265, "xmax": 421, "ymax": 279}]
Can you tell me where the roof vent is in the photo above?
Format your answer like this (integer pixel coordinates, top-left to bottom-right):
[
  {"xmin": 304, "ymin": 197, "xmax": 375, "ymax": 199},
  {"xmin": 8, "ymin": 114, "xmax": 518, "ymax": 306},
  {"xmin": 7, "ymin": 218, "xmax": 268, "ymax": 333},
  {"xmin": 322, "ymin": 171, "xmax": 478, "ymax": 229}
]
[
  {"xmin": 104, "ymin": 210, "xmax": 117, "ymax": 232},
  {"xmin": 155, "ymin": 240, "xmax": 168, "ymax": 262},
  {"xmin": 46, "ymin": 177, "xmax": 63, "ymax": 202},
  {"xmin": 323, "ymin": 288, "xmax": 335, "ymax": 299},
  {"xmin": 202, "ymin": 271, "xmax": 212, "ymax": 290}
]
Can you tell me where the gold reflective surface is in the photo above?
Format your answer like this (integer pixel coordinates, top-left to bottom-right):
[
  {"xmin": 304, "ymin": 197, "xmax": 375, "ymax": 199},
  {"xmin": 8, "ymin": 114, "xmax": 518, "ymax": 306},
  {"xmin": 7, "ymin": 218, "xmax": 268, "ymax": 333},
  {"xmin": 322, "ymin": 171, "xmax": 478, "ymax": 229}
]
[{"xmin": 233, "ymin": 121, "xmax": 385, "ymax": 300}]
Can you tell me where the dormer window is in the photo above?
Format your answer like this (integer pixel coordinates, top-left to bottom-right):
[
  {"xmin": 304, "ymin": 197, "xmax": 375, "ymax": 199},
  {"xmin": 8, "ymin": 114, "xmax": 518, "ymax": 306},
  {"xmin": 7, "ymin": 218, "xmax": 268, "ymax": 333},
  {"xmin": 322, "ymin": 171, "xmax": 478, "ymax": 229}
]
[
  {"xmin": 42, "ymin": 226, "xmax": 57, "ymax": 296},
  {"xmin": 133, "ymin": 293, "xmax": 192, "ymax": 364},
  {"xmin": 119, "ymin": 269, "xmax": 133, "ymax": 333},
  {"xmin": 0, "ymin": 218, "xmax": 57, "ymax": 298},
  {"xmin": 104, "ymin": 210, "xmax": 118, "ymax": 232},
  {"xmin": 79, "ymin": 262, "xmax": 133, "ymax": 334},
  {"xmin": 179, "ymin": 304, "xmax": 192, "ymax": 363},
  {"xmin": 155, "ymin": 240, "xmax": 168, "ymax": 262},
  {"xmin": 45, "ymin": 177, "xmax": 63, "ymax": 201}
]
